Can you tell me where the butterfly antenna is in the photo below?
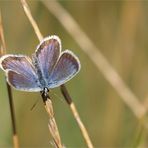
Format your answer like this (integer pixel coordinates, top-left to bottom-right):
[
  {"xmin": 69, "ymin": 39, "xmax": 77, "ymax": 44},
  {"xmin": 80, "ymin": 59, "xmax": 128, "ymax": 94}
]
[
  {"xmin": 30, "ymin": 98, "xmax": 40, "ymax": 111},
  {"xmin": 0, "ymin": 11, "xmax": 19, "ymax": 148}
]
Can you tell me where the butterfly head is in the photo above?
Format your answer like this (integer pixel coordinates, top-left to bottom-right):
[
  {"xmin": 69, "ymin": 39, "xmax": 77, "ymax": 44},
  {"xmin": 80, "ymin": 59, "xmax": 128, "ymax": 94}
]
[{"xmin": 40, "ymin": 87, "xmax": 50, "ymax": 103}]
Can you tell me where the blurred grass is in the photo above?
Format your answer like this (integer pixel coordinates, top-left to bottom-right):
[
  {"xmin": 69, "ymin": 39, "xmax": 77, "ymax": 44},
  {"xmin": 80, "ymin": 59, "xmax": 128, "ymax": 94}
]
[{"xmin": 1, "ymin": 0, "xmax": 148, "ymax": 147}]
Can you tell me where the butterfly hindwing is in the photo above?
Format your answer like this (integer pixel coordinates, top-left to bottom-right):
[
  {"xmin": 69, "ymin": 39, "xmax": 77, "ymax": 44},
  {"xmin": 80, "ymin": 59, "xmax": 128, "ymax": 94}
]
[
  {"xmin": 48, "ymin": 50, "xmax": 81, "ymax": 88},
  {"xmin": 6, "ymin": 70, "xmax": 41, "ymax": 91}
]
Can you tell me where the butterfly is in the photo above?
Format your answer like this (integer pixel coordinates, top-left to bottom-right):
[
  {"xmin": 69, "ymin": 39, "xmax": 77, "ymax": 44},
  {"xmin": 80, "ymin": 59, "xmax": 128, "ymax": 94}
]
[{"xmin": 0, "ymin": 35, "xmax": 81, "ymax": 92}]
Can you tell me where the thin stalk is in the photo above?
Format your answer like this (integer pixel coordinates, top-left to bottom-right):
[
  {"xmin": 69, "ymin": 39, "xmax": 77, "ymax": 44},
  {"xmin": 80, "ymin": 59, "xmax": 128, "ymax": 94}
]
[
  {"xmin": 41, "ymin": 89, "xmax": 63, "ymax": 148},
  {"xmin": 20, "ymin": 1, "xmax": 63, "ymax": 147},
  {"xmin": 20, "ymin": 0, "xmax": 94, "ymax": 147},
  {"xmin": 0, "ymin": 11, "xmax": 19, "ymax": 148},
  {"xmin": 20, "ymin": 0, "xmax": 43, "ymax": 40},
  {"xmin": 20, "ymin": 0, "xmax": 43, "ymax": 41},
  {"xmin": 60, "ymin": 85, "xmax": 93, "ymax": 148},
  {"xmin": 41, "ymin": 0, "xmax": 146, "ymax": 119},
  {"xmin": 6, "ymin": 83, "xmax": 19, "ymax": 148}
]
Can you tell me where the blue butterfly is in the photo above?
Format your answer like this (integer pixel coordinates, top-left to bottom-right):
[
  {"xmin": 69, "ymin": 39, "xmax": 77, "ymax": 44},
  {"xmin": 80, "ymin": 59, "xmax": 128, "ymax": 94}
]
[{"xmin": 0, "ymin": 35, "xmax": 81, "ymax": 92}]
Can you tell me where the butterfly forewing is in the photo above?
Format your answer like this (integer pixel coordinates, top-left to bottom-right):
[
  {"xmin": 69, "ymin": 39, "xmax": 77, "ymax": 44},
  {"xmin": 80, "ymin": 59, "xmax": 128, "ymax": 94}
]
[
  {"xmin": 48, "ymin": 50, "xmax": 81, "ymax": 88},
  {"xmin": 35, "ymin": 36, "xmax": 61, "ymax": 81},
  {"xmin": 0, "ymin": 55, "xmax": 37, "ymax": 77}
]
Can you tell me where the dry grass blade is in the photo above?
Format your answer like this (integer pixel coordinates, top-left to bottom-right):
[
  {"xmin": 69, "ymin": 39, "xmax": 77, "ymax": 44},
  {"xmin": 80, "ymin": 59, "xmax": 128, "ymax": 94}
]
[
  {"xmin": 20, "ymin": 0, "xmax": 43, "ymax": 41},
  {"xmin": 45, "ymin": 99, "xmax": 63, "ymax": 148},
  {"xmin": 0, "ymin": 11, "xmax": 19, "ymax": 148},
  {"xmin": 42, "ymin": 0, "xmax": 146, "ymax": 119},
  {"xmin": 20, "ymin": 0, "xmax": 63, "ymax": 147},
  {"xmin": 0, "ymin": 11, "xmax": 6, "ymax": 55},
  {"xmin": 60, "ymin": 85, "xmax": 94, "ymax": 148},
  {"xmin": 70, "ymin": 103, "xmax": 93, "ymax": 148}
]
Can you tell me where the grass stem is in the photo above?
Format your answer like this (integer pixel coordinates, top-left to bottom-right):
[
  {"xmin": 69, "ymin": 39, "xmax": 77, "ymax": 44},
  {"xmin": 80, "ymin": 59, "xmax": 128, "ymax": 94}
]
[
  {"xmin": 0, "ymin": 11, "xmax": 19, "ymax": 148},
  {"xmin": 41, "ymin": 89, "xmax": 63, "ymax": 148},
  {"xmin": 60, "ymin": 84, "xmax": 93, "ymax": 148},
  {"xmin": 20, "ymin": 0, "xmax": 43, "ymax": 41},
  {"xmin": 20, "ymin": 1, "xmax": 63, "ymax": 147}
]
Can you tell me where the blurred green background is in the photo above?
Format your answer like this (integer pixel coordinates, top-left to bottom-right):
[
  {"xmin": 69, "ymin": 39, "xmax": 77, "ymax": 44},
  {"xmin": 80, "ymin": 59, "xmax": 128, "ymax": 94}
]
[{"xmin": 1, "ymin": 0, "xmax": 148, "ymax": 147}]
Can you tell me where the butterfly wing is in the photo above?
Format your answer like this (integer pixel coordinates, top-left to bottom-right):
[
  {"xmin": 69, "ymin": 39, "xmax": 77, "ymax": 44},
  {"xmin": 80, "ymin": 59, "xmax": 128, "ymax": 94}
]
[
  {"xmin": 35, "ymin": 35, "xmax": 61, "ymax": 81},
  {"xmin": 6, "ymin": 70, "xmax": 41, "ymax": 91},
  {"xmin": 48, "ymin": 50, "xmax": 81, "ymax": 88},
  {"xmin": 0, "ymin": 55, "xmax": 41, "ymax": 91}
]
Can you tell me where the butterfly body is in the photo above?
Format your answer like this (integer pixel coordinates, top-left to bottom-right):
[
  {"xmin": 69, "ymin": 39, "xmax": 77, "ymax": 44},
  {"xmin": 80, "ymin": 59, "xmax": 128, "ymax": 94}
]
[
  {"xmin": 0, "ymin": 35, "xmax": 81, "ymax": 92},
  {"xmin": 32, "ymin": 54, "xmax": 47, "ymax": 88}
]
